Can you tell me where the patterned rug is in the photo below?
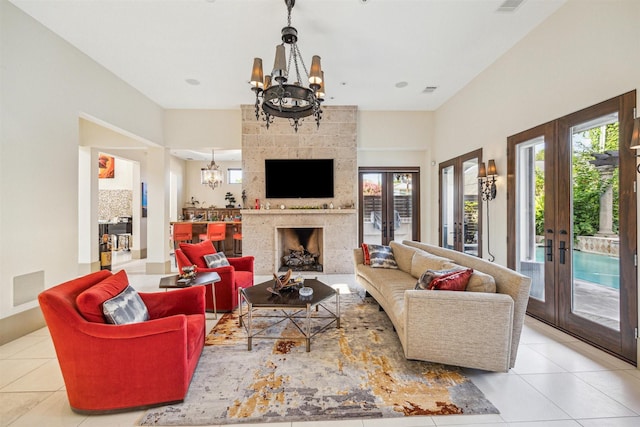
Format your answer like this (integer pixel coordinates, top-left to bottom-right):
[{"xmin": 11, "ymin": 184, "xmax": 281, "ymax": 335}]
[{"xmin": 139, "ymin": 291, "xmax": 498, "ymax": 425}]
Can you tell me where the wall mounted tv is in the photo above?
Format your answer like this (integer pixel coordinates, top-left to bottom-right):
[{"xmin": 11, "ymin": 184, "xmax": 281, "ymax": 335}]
[{"xmin": 265, "ymin": 159, "xmax": 334, "ymax": 199}]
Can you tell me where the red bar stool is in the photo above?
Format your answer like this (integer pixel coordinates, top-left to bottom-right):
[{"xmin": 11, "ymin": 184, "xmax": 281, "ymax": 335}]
[
  {"xmin": 171, "ymin": 223, "xmax": 193, "ymax": 250},
  {"xmin": 232, "ymin": 222, "xmax": 242, "ymax": 256},
  {"xmin": 199, "ymin": 222, "xmax": 226, "ymax": 253}
]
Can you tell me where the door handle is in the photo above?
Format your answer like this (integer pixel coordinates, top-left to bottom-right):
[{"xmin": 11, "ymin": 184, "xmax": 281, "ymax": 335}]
[
  {"xmin": 559, "ymin": 240, "xmax": 567, "ymax": 264},
  {"xmin": 453, "ymin": 222, "xmax": 458, "ymax": 244},
  {"xmin": 546, "ymin": 239, "xmax": 553, "ymax": 262}
]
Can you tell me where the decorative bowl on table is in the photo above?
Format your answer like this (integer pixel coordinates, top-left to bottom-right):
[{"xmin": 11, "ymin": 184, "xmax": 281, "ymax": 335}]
[{"xmin": 180, "ymin": 265, "xmax": 197, "ymax": 280}]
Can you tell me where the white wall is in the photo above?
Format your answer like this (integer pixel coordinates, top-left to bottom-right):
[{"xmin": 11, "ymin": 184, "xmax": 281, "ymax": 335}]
[
  {"xmin": 357, "ymin": 111, "xmax": 435, "ymax": 243},
  {"xmin": 432, "ymin": 0, "xmax": 640, "ymax": 266},
  {"xmin": 0, "ymin": 2, "xmax": 164, "ymax": 324},
  {"xmin": 184, "ymin": 161, "xmax": 243, "ymax": 211}
]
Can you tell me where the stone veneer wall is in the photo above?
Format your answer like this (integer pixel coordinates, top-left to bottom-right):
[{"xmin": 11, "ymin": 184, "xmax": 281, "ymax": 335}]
[
  {"xmin": 98, "ymin": 190, "xmax": 132, "ymax": 221},
  {"xmin": 240, "ymin": 105, "xmax": 358, "ymax": 274}
]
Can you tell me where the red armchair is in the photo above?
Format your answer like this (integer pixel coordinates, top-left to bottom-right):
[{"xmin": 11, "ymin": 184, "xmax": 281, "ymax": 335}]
[
  {"xmin": 38, "ymin": 269, "xmax": 206, "ymax": 413},
  {"xmin": 176, "ymin": 240, "xmax": 254, "ymax": 312}
]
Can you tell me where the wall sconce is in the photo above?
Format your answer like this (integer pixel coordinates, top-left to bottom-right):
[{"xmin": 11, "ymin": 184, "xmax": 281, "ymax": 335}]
[
  {"xmin": 478, "ymin": 159, "xmax": 498, "ymax": 201},
  {"xmin": 478, "ymin": 159, "xmax": 498, "ymax": 262}
]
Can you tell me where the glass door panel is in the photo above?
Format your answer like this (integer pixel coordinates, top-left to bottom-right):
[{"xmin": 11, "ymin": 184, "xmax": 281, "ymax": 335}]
[
  {"xmin": 515, "ymin": 136, "xmax": 546, "ymax": 302},
  {"xmin": 392, "ymin": 173, "xmax": 414, "ymax": 243},
  {"xmin": 441, "ymin": 165, "xmax": 455, "ymax": 249},
  {"xmin": 569, "ymin": 113, "xmax": 620, "ymax": 331},
  {"xmin": 462, "ymin": 158, "xmax": 479, "ymax": 256},
  {"xmin": 362, "ymin": 173, "xmax": 383, "ymax": 245}
]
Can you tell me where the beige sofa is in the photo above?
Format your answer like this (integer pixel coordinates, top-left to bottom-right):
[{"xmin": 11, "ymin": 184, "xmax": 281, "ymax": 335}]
[{"xmin": 353, "ymin": 240, "xmax": 531, "ymax": 372}]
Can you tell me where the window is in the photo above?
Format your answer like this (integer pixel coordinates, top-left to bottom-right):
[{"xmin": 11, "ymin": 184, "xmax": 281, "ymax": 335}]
[{"xmin": 227, "ymin": 168, "xmax": 242, "ymax": 184}]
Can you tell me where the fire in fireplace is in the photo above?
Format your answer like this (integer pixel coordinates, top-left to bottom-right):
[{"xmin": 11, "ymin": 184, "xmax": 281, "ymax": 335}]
[{"xmin": 278, "ymin": 227, "xmax": 323, "ymax": 272}]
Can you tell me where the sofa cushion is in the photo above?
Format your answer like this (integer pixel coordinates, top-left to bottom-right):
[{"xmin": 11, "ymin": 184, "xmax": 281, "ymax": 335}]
[
  {"xmin": 76, "ymin": 270, "xmax": 129, "ymax": 323},
  {"xmin": 356, "ymin": 264, "xmax": 413, "ymax": 295},
  {"xmin": 368, "ymin": 244, "xmax": 398, "ymax": 269},
  {"xmin": 415, "ymin": 266, "xmax": 465, "ymax": 290},
  {"xmin": 389, "ymin": 241, "xmax": 416, "ymax": 273},
  {"xmin": 179, "ymin": 240, "xmax": 216, "ymax": 268},
  {"xmin": 102, "ymin": 285, "xmax": 149, "ymax": 325},
  {"xmin": 466, "ymin": 269, "xmax": 497, "ymax": 293},
  {"xmin": 204, "ymin": 252, "xmax": 230, "ymax": 268},
  {"xmin": 428, "ymin": 268, "xmax": 473, "ymax": 291},
  {"xmin": 410, "ymin": 251, "xmax": 454, "ymax": 278}
]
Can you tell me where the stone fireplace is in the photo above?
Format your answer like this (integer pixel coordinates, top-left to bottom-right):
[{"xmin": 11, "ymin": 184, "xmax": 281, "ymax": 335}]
[
  {"xmin": 277, "ymin": 227, "xmax": 324, "ymax": 272},
  {"xmin": 241, "ymin": 209, "xmax": 356, "ymax": 274},
  {"xmin": 240, "ymin": 104, "xmax": 358, "ymax": 275}
]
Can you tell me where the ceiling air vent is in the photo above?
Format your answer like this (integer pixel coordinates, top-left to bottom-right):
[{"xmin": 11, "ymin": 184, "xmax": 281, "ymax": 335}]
[
  {"xmin": 497, "ymin": 0, "xmax": 525, "ymax": 12},
  {"xmin": 422, "ymin": 86, "xmax": 438, "ymax": 94}
]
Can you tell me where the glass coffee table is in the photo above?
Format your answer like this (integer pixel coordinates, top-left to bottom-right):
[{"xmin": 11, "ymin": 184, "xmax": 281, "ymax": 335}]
[{"xmin": 238, "ymin": 278, "xmax": 340, "ymax": 352}]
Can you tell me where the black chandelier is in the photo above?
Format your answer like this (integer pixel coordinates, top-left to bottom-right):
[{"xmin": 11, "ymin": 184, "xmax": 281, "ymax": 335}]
[{"xmin": 249, "ymin": 0, "xmax": 325, "ymax": 132}]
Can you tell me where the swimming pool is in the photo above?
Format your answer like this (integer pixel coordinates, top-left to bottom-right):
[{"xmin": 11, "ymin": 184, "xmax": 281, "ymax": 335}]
[{"xmin": 535, "ymin": 247, "xmax": 620, "ymax": 289}]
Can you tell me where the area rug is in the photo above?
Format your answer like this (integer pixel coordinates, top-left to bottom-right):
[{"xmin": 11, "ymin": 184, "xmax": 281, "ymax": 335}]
[{"xmin": 139, "ymin": 292, "xmax": 498, "ymax": 425}]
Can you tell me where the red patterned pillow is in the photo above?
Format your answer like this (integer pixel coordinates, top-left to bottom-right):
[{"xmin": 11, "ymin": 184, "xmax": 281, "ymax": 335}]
[
  {"xmin": 361, "ymin": 243, "xmax": 371, "ymax": 265},
  {"xmin": 179, "ymin": 240, "xmax": 216, "ymax": 268},
  {"xmin": 76, "ymin": 270, "xmax": 129, "ymax": 323},
  {"xmin": 428, "ymin": 268, "xmax": 473, "ymax": 291}
]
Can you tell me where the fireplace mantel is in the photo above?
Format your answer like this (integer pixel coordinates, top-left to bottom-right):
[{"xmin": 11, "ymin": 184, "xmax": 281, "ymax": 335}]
[
  {"xmin": 241, "ymin": 209, "xmax": 356, "ymax": 216},
  {"xmin": 241, "ymin": 209, "xmax": 357, "ymax": 275}
]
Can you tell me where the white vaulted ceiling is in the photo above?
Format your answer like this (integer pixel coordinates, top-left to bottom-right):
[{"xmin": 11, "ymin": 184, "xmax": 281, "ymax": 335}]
[{"xmin": 10, "ymin": 0, "xmax": 566, "ymax": 112}]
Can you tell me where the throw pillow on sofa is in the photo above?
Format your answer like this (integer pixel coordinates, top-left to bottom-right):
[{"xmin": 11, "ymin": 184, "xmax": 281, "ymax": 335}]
[
  {"xmin": 102, "ymin": 285, "xmax": 149, "ymax": 325},
  {"xmin": 367, "ymin": 244, "xmax": 398, "ymax": 269},
  {"xmin": 361, "ymin": 243, "xmax": 371, "ymax": 265},
  {"xmin": 428, "ymin": 268, "xmax": 474, "ymax": 291},
  {"xmin": 415, "ymin": 266, "xmax": 465, "ymax": 290}
]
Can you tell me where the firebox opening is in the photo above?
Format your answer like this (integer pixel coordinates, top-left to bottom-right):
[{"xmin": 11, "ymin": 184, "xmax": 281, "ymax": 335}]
[{"xmin": 277, "ymin": 227, "xmax": 323, "ymax": 272}]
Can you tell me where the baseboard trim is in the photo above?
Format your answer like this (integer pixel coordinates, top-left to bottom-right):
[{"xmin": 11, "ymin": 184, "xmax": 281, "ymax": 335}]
[
  {"xmin": 0, "ymin": 307, "xmax": 45, "ymax": 346},
  {"xmin": 132, "ymin": 248, "xmax": 147, "ymax": 259},
  {"xmin": 146, "ymin": 260, "xmax": 172, "ymax": 274}
]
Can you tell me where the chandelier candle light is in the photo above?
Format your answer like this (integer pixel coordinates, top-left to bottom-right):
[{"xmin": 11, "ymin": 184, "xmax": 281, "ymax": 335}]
[{"xmin": 250, "ymin": 0, "xmax": 325, "ymax": 132}]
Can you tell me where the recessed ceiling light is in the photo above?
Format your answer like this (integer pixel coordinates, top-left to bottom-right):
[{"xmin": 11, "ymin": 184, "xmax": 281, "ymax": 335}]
[
  {"xmin": 497, "ymin": 0, "xmax": 525, "ymax": 12},
  {"xmin": 395, "ymin": 81, "xmax": 408, "ymax": 88},
  {"xmin": 422, "ymin": 86, "xmax": 438, "ymax": 93},
  {"xmin": 185, "ymin": 78, "xmax": 201, "ymax": 86}
]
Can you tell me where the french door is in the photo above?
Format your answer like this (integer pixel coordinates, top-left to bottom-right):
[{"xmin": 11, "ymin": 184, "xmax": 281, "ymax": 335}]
[
  {"xmin": 358, "ymin": 168, "xmax": 420, "ymax": 245},
  {"xmin": 508, "ymin": 91, "xmax": 637, "ymax": 364},
  {"xmin": 439, "ymin": 149, "xmax": 482, "ymax": 256}
]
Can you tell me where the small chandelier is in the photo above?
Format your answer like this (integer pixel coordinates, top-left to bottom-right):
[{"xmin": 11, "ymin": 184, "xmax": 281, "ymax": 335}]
[
  {"xmin": 201, "ymin": 149, "xmax": 224, "ymax": 190},
  {"xmin": 249, "ymin": 0, "xmax": 325, "ymax": 132}
]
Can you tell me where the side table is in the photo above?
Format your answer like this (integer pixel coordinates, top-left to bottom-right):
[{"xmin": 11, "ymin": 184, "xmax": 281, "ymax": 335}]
[{"xmin": 159, "ymin": 271, "xmax": 221, "ymax": 319}]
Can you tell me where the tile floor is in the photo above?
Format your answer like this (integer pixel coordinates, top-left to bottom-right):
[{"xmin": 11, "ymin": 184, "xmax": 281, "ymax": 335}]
[{"xmin": 2, "ymin": 252, "xmax": 640, "ymax": 427}]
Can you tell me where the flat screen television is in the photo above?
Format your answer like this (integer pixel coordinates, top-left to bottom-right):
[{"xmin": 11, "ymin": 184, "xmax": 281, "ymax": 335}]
[{"xmin": 265, "ymin": 159, "xmax": 334, "ymax": 198}]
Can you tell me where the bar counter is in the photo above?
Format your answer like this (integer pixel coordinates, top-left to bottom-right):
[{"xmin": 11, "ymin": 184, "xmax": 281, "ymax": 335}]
[{"xmin": 170, "ymin": 220, "xmax": 241, "ymax": 255}]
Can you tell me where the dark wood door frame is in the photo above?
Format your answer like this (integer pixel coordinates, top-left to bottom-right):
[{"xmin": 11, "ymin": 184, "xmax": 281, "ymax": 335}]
[
  {"xmin": 358, "ymin": 167, "xmax": 420, "ymax": 245},
  {"xmin": 507, "ymin": 91, "xmax": 637, "ymax": 364}
]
